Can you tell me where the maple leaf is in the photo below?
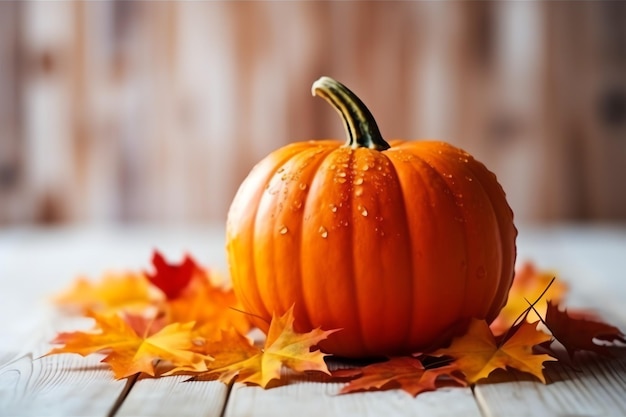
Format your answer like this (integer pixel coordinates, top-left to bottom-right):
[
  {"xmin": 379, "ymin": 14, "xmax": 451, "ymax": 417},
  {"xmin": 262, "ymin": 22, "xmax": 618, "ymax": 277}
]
[
  {"xmin": 165, "ymin": 269, "xmax": 251, "ymax": 339},
  {"xmin": 54, "ymin": 272, "xmax": 154, "ymax": 314},
  {"xmin": 146, "ymin": 251, "xmax": 200, "ymax": 300},
  {"xmin": 433, "ymin": 319, "xmax": 555, "ymax": 384},
  {"xmin": 542, "ymin": 301, "xmax": 626, "ymax": 359},
  {"xmin": 491, "ymin": 262, "xmax": 568, "ymax": 335},
  {"xmin": 165, "ymin": 328, "xmax": 260, "ymax": 377},
  {"xmin": 333, "ymin": 357, "xmax": 465, "ymax": 396},
  {"xmin": 47, "ymin": 311, "xmax": 212, "ymax": 379},
  {"xmin": 205, "ymin": 306, "xmax": 338, "ymax": 388}
]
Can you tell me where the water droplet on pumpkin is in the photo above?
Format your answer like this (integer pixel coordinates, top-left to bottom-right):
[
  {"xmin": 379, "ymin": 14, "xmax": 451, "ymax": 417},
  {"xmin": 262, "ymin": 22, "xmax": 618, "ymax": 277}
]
[
  {"xmin": 354, "ymin": 177, "xmax": 364, "ymax": 185},
  {"xmin": 299, "ymin": 183, "xmax": 308, "ymax": 190},
  {"xmin": 291, "ymin": 200, "xmax": 302, "ymax": 210},
  {"xmin": 330, "ymin": 164, "xmax": 337, "ymax": 170},
  {"xmin": 279, "ymin": 225, "xmax": 288, "ymax": 235},
  {"xmin": 362, "ymin": 164, "xmax": 370, "ymax": 171},
  {"xmin": 477, "ymin": 266, "xmax": 486, "ymax": 279},
  {"xmin": 355, "ymin": 188, "xmax": 364, "ymax": 197},
  {"xmin": 277, "ymin": 167, "xmax": 285, "ymax": 173},
  {"xmin": 465, "ymin": 175, "xmax": 473, "ymax": 182},
  {"xmin": 329, "ymin": 204, "xmax": 338, "ymax": 213},
  {"xmin": 336, "ymin": 177, "xmax": 347, "ymax": 184},
  {"xmin": 358, "ymin": 204, "xmax": 368, "ymax": 217},
  {"xmin": 337, "ymin": 171, "xmax": 347, "ymax": 178},
  {"xmin": 319, "ymin": 226, "xmax": 328, "ymax": 238}
]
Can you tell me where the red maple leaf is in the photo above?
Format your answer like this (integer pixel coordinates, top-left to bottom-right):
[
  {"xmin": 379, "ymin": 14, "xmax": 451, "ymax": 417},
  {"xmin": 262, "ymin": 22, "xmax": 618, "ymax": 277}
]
[
  {"xmin": 145, "ymin": 251, "xmax": 199, "ymax": 300},
  {"xmin": 543, "ymin": 301, "xmax": 626, "ymax": 358}
]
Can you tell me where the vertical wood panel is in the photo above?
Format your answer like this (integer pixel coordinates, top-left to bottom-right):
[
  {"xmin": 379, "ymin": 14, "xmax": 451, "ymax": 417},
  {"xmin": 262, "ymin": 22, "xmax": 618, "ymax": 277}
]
[
  {"xmin": 0, "ymin": 2, "xmax": 24, "ymax": 223},
  {"xmin": 0, "ymin": 2, "xmax": 624, "ymax": 225}
]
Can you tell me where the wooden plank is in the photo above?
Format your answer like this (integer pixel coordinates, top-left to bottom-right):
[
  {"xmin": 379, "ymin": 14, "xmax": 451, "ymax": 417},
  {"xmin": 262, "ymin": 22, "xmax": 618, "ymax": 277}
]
[
  {"xmin": 223, "ymin": 368, "xmax": 482, "ymax": 417},
  {"xmin": 475, "ymin": 352, "xmax": 626, "ymax": 417},
  {"xmin": 0, "ymin": 352, "xmax": 125, "ymax": 417},
  {"xmin": 115, "ymin": 376, "xmax": 228, "ymax": 417},
  {"xmin": 0, "ymin": 312, "xmax": 125, "ymax": 417}
]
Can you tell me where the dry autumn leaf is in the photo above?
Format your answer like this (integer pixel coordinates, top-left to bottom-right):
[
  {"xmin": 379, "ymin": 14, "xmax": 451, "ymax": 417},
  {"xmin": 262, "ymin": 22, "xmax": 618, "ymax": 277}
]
[
  {"xmin": 166, "ymin": 328, "xmax": 260, "ymax": 377},
  {"xmin": 165, "ymin": 268, "xmax": 251, "ymax": 339},
  {"xmin": 146, "ymin": 250, "xmax": 199, "ymax": 300},
  {"xmin": 491, "ymin": 262, "xmax": 567, "ymax": 335},
  {"xmin": 54, "ymin": 272, "xmax": 154, "ymax": 314},
  {"xmin": 433, "ymin": 319, "xmax": 555, "ymax": 384},
  {"xmin": 334, "ymin": 356, "xmax": 465, "ymax": 396},
  {"xmin": 204, "ymin": 306, "xmax": 338, "ymax": 387},
  {"xmin": 47, "ymin": 311, "xmax": 212, "ymax": 379},
  {"xmin": 542, "ymin": 301, "xmax": 626, "ymax": 359}
]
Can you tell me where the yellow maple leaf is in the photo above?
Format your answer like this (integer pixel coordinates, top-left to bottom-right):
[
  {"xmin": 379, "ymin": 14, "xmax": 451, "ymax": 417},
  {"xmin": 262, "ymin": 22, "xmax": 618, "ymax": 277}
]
[
  {"xmin": 165, "ymin": 327, "xmax": 259, "ymax": 377},
  {"xmin": 491, "ymin": 262, "xmax": 568, "ymax": 335},
  {"xmin": 433, "ymin": 319, "xmax": 555, "ymax": 384},
  {"xmin": 205, "ymin": 306, "xmax": 339, "ymax": 388},
  {"xmin": 47, "ymin": 311, "xmax": 212, "ymax": 379},
  {"xmin": 54, "ymin": 272, "xmax": 156, "ymax": 315}
]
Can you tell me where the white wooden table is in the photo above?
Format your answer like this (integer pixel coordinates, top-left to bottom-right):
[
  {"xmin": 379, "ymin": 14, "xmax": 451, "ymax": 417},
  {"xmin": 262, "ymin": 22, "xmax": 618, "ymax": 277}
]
[{"xmin": 1, "ymin": 224, "xmax": 625, "ymax": 417}]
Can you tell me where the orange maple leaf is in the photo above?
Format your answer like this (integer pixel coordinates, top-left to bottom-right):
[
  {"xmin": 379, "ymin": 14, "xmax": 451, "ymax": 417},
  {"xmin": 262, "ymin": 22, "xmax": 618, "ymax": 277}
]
[
  {"xmin": 433, "ymin": 319, "xmax": 555, "ymax": 384},
  {"xmin": 333, "ymin": 357, "xmax": 465, "ymax": 396},
  {"xmin": 47, "ymin": 311, "xmax": 212, "ymax": 379},
  {"xmin": 491, "ymin": 262, "xmax": 567, "ymax": 335},
  {"xmin": 164, "ymin": 267, "xmax": 251, "ymax": 339},
  {"xmin": 204, "ymin": 306, "xmax": 338, "ymax": 388},
  {"xmin": 54, "ymin": 272, "xmax": 155, "ymax": 314},
  {"xmin": 542, "ymin": 301, "xmax": 626, "ymax": 359}
]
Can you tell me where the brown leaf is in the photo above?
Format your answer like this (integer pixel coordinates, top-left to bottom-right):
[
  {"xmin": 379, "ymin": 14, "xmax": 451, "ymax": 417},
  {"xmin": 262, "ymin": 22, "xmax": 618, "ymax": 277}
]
[
  {"xmin": 335, "ymin": 356, "xmax": 465, "ymax": 396},
  {"xmin": 543, "ymin": 301, "xmax": 626, "ymax": 358}
]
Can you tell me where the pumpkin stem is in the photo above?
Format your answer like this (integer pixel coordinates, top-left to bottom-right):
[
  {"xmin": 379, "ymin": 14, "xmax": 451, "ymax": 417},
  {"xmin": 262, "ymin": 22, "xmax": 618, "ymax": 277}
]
[{"xmin": 312, "ymin": 76, "xmax": 391, "ymax": 150}]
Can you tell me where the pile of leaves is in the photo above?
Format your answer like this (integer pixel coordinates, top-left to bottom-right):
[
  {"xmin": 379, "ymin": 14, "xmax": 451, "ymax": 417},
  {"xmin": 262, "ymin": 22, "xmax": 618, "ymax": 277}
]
[{"xmin": 48, "ymin": 252, "xmax": 625, "ymax": 395}]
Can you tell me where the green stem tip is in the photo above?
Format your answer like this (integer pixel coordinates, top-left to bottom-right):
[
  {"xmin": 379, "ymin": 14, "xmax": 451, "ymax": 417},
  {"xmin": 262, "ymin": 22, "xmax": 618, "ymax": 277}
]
[{"xmin": 312, "ymin": 76, "xmax": 390, "ymax": 151}]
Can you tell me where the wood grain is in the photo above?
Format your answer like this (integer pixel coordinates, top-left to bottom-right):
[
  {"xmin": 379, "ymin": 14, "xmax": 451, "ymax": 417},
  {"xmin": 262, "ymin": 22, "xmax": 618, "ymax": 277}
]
[
  {"xmin": 223, "ymin": 367, "xmax": 482, "ymax": 417},
  {"xmin": 1, "ymin": 226, "xmax": 626, "ymax": 416},
  {"xmin": 115, "ymin": 376, "xmax": 229, "ymax": 417},
  {"xmin": 2, "ymin": 2, "xmax": 625, "ymax": 225},
  {"xmin": 475, "ymin": 352, "xmax": 626, "ymax": 417},
  {"xmin": 0, "ymin": 348, "xmax": 124, "ymax": 417}
]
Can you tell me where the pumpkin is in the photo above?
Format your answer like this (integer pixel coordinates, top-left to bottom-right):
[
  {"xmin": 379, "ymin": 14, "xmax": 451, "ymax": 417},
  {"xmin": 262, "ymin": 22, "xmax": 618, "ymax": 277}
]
[{"xmin": 226, "ymin": 76, "xmax": 517, "ymax": 357}]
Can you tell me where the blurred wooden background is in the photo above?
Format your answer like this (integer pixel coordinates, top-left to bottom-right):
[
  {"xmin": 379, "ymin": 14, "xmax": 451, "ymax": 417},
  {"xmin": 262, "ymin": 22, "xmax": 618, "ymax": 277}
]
[{"xmin": 0, "ymin": 1, "xmax": 625, "ymax": 226}]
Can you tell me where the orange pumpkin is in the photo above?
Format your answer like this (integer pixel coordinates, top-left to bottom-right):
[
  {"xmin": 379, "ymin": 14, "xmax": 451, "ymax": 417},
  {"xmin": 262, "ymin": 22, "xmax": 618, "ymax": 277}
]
[{"xmin": 226, "ymin": 76, "xmax": 517, "ymax": 357}]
